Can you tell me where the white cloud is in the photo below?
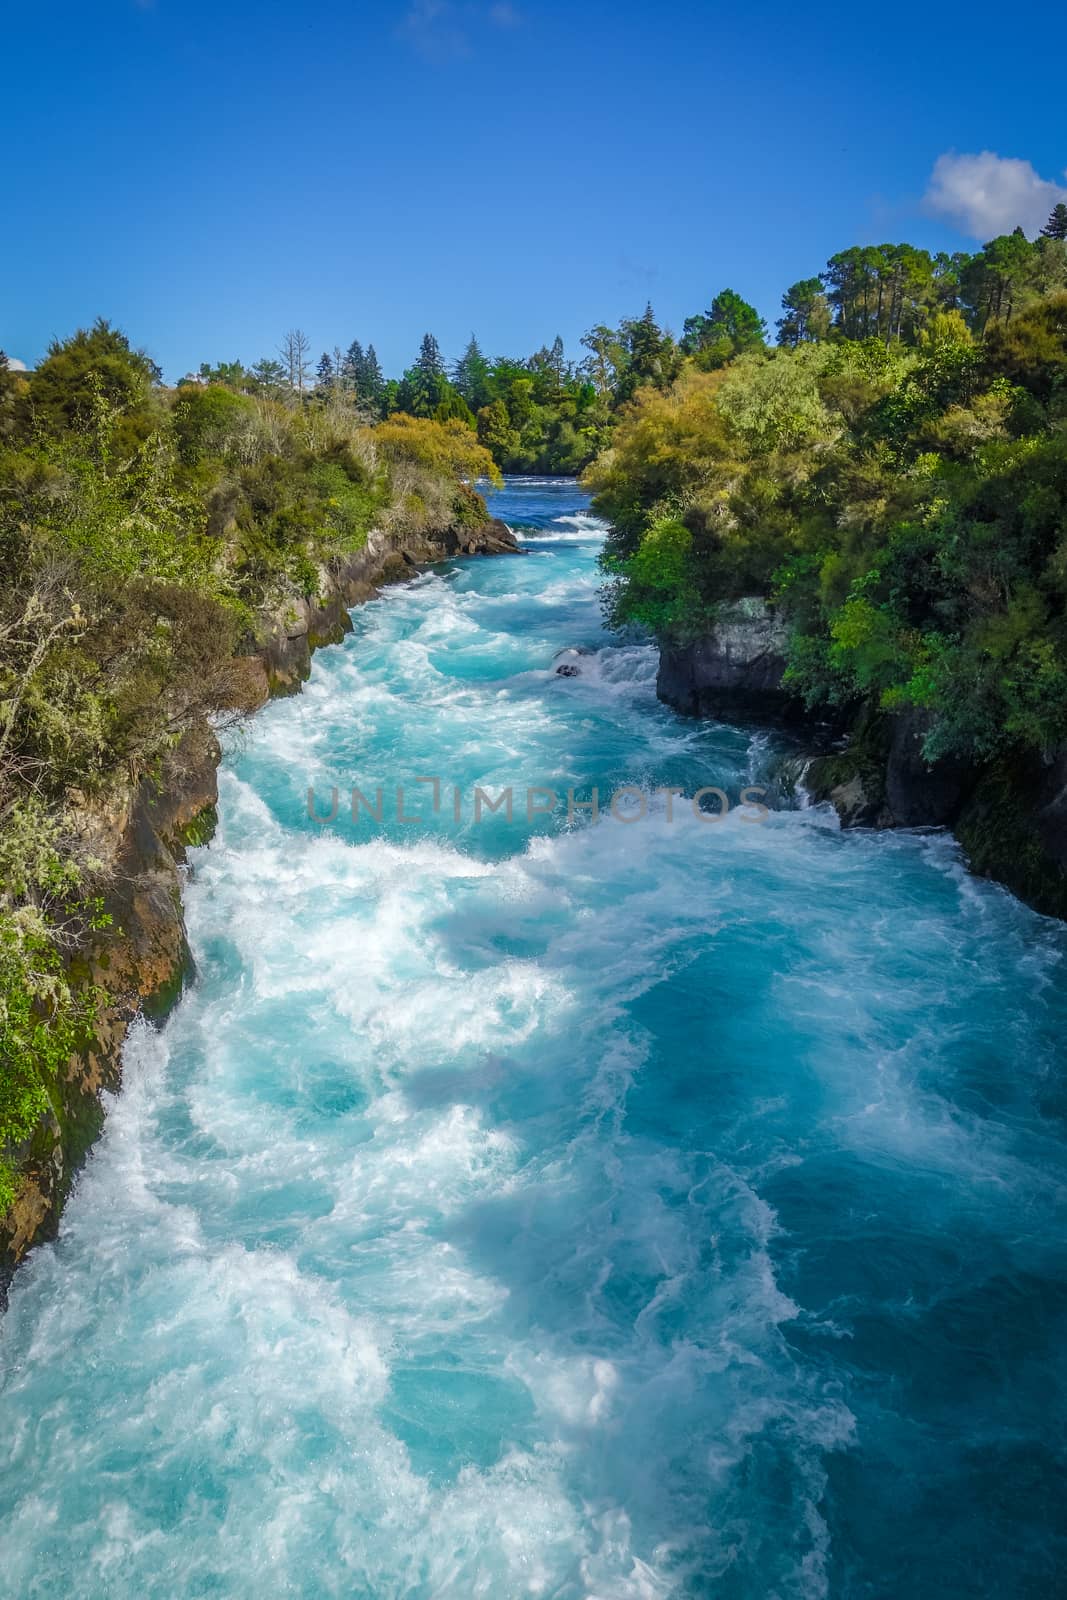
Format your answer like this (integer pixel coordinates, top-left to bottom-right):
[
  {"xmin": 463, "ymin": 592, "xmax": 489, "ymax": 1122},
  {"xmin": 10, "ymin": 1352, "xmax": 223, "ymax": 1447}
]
[
  {"xmin": 3, "ymin": 357, "xmax": 27, "ymax": 372},
  {"xmin": 923, "ymin": 150, "xmax": 1067, "ymax": 240}
]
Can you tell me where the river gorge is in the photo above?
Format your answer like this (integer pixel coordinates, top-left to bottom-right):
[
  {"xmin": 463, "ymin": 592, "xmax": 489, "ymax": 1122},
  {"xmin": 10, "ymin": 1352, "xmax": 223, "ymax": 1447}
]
[{"xmin": 2, "ymin": 479, "xmax": 1066, "ymax": 1597}]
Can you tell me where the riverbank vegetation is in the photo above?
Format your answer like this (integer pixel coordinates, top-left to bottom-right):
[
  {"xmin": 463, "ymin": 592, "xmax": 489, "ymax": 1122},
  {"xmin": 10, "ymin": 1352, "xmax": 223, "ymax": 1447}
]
[
  {"xmin": 586, "ymin": 215, "xmax": 1067, "ymax": 769},
  {"xmin": 0, "ymin": 324, "xmax": 499, "ymax": 1208},
  {"xmin": 186, "ymin": 308, "xmax": 688, "ymax": 477}
]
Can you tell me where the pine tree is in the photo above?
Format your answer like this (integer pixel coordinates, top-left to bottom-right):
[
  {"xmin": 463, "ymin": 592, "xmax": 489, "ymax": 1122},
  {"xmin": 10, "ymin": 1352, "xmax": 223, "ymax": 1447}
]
[
  {"xmin": 616, "ymin": 304, "xmax": 679, "ymax": 399},
  {"xmin": 776, "ymin": 279, "xmax": 831, "ymax": 346},
  {"xmin": 342, "ymin": 339, "xmax": 365, "ymax": 391},
  {"xmin": 397, "ymin": 334, "xmax": 449, "ymax": 416},
  {"xmin": 363, "ymin": 345, "xmax": 385, "ymax": 413},
  {"xmin": 416, "ymin": 333, "xmax": 445, "ymax": 379},
  {"xmin": 452, "ymin": 334, "xmax": 491, "ymax": 408},
  {"xmin": 250, "ymin": 357, "xmax": 287, "ymax": 394},
  {"xmin": 316, "ymin": 351, "xmax": 335, "ymax": 388},
  {"xmin": 1041, "ymin": 203, "xmax": 1067, "ymax": 241}
]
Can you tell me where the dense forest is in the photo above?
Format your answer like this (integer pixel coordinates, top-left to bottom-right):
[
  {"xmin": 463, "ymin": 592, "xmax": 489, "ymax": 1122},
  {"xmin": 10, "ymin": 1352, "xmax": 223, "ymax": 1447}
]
[
  {"xmin": 587, "ymin": 211, "xmax": 1067, "ymax": 775},
  {"xmin": 0, "ymin": 327, "xmax": 500, "ymax": 1210},
  {"xmin": 185, "ymin": 306, "xmax": 687, "ymax": 476}
]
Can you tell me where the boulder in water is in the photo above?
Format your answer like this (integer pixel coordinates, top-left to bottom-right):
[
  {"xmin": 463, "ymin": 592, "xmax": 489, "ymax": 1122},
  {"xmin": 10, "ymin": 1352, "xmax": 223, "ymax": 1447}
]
[{"xmin": 553, "ymin": 646, "xmax": 592, "ymax": 680}]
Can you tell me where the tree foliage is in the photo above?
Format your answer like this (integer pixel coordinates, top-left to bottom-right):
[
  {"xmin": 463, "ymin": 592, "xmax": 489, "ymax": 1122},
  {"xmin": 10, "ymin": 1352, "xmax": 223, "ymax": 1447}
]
[
  {"xmin": 373, "ymin": 414, "xmax": 502, "ymax": 487},
  {"xmin": 589, "ymin": 249, "xmax": 1067, "ymax": 770},
  {"xmin": 681, "ymin": 290, "xmax": 767, "ymax": 369}
]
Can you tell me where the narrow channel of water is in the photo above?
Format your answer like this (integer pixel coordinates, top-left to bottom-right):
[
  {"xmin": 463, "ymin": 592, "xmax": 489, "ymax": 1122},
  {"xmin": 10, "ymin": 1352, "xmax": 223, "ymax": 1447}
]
[{"xmin": 2, "ymin": 478, "xmax": 1065, "ymax": 1598}]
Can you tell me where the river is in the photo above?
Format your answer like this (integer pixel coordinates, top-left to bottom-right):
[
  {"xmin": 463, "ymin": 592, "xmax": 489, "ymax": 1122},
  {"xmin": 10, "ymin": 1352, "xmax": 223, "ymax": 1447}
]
[{"xmin": 2, "ymin": 478, "xmax": 1065, "ymax": 1597}]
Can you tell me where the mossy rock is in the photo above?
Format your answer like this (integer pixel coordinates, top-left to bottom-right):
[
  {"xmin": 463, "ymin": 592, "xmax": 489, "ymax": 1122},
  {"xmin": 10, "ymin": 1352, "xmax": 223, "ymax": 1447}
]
[{"xmin": 805, "ymin": 710, "xmax": 891, "ymax": 826}]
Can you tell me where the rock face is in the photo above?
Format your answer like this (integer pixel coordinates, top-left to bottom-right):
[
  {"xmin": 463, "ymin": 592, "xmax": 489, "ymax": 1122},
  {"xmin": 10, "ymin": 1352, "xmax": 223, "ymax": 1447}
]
[
  {"xmin": 656, "ymin": 598, "xmax": 1067, "ymax": 919},
  {"xmin": 0, "ymin": 514, "xmax": 519, "ymax": 1276},
  {"xmin": 805, "ymin": 711, "xmax": 973, "ymax": 830},
  {"xmin": 656, "ymin": 600, "xmax": 802, "ymax": 723},
  {"xmin": 1034, "ymin": 748, "xmax": 1067, "ymax": 874},
  {"xmin": 954, "ymin": 747, "xmax": 1067, "ymax": 919},
  {"xmin": 885, "ymin": 714, "xmax": 972, "ymax": 826}
]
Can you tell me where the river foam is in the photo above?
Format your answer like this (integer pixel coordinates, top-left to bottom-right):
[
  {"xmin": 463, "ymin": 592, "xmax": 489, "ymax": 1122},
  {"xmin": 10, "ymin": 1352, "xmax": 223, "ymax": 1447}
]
[{"xmin": 2, "ymin": 479, "xmax": 1066, "ymax": 1598}]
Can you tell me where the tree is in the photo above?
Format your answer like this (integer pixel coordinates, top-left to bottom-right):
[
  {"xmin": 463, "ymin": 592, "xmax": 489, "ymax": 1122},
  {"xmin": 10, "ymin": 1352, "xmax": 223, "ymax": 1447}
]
[
  {"xmin": 1041, "ymin": 203, "xmax": 1067, "ymax": 241},
  {"xmin": 316, "ymin": 351, "xmax": 335, "ymax": 389},
  {"xmin": 279, "ymin": 329, "xmax": 312, "ymax": 392},
  {"xmin": 885, "ymin": 245, "xmax": 939, "ymax": 341},
  {"xmin": 477, "ymin": 399, "xmax": 521, "ymax": 465},
  {"xmin": 173, "ymin": 382, "xmax": 257, "ymax": 464},
  {"xmin": 197, "ymin": 359, "xmax": 248, "ymax": 389},
  {"xmin": 26, "ymin": 319, "xmax": 159, "ymax": 435},
  {"xmin": 959, "ymin": 231, "xmax": 1036, "ymax": 330},
  {"xmin": 819, "ymin": 244, "xmax": 939, "ymax": 344},
  {"xmin": 342, "ymin": 339, "xmax": 365, "ymax": 391},
  {"xmin": 452, "ymin": 335, "xmax": 492, "ymax": 409},
  {"xmin": 932, "ymin": 251, "xmax": 971, "ymax": 312},
  {"xmin": 362, "ymin": 346, "xmax": 386, "ymax": 415},
  {"xmin": 397, "ymin": 333, "xmax": 451, "ymax": 417},
  {"xmin": 249, "ymin": 357, "xmax": 287, "ymax": 395},
  {"xmin": 983, "ymin": 289, "xmax": 1067, "ymax": 405},
  {"xmin": 416, "ymin": 333, "xmax": 445, "ymax": 380},
  {"xmin": 681, "ymin": 289, "xmax": 766, "ymax": 368},
  {"xmin": 616, "ymin": 304, "xmax": 679, "ymax": 399},
  {"xmin": 1030, "ymin": 235, "xmax": 1067, "ymax": 299},
  {"xmin": 582, "ymin": 367, "xmax": 736, "ymax": 556},
  {"xmin": 776, "ymin": 279, "xmax": 831, "ymax": 346},
  {"xmin": 372, "ymin": 413, "xmax": 502, "ymax": 486},
  {"xmin": 579, "ymin": 324, "xmax": 626, "ymax": 399},
  {"xmin": 0, "ymin": 351, "xmax": 17, "ymax": 441},
  {"xmin": 433, "ymin": 391, "xmax": 475, "ymax": 427},
  {"xmin": 528, "ymin": 335, "xmax": 570, "ymax": 403},
  {"xmin": 717, "ymin": 344, "xmax": 833, "ymax": 452}
]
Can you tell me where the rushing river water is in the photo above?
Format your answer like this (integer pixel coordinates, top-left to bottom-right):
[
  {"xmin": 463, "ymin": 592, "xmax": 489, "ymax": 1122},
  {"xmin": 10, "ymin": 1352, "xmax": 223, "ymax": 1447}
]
[{"xmin": 3, "ymin": 479, "xmax": 1067, "ymax": 1598}]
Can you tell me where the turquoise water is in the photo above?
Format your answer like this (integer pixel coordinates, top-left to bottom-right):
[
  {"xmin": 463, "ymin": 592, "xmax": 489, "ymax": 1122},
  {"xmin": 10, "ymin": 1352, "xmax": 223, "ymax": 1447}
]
[{"xmin": 2, "ymin": 478, "xmax": 1067, "ymax": 1597}]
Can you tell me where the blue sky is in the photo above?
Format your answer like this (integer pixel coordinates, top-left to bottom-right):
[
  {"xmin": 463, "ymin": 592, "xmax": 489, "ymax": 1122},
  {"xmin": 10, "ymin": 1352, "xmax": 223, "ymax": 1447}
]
[{"xmin": 3, "ymin": 0, "xmax": 1065, "ymax": 379}]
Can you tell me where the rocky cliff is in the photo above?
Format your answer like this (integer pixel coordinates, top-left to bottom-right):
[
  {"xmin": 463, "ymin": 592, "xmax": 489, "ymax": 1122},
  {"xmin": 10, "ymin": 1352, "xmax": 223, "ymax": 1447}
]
[
  {"xmin": 0, "ymin": 517, "xmax": 518, "ymax": 1280},
  {"xmin": 657, "ymin": 601, "xmax": 1067, "ymax": 920},
  {"xmin": 248, "ymin": 520, "xmax": 518, "ymax": 701},
  {"xmin": 656, "ymin": 599, "xmax": 802, "ymax": 724}
]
